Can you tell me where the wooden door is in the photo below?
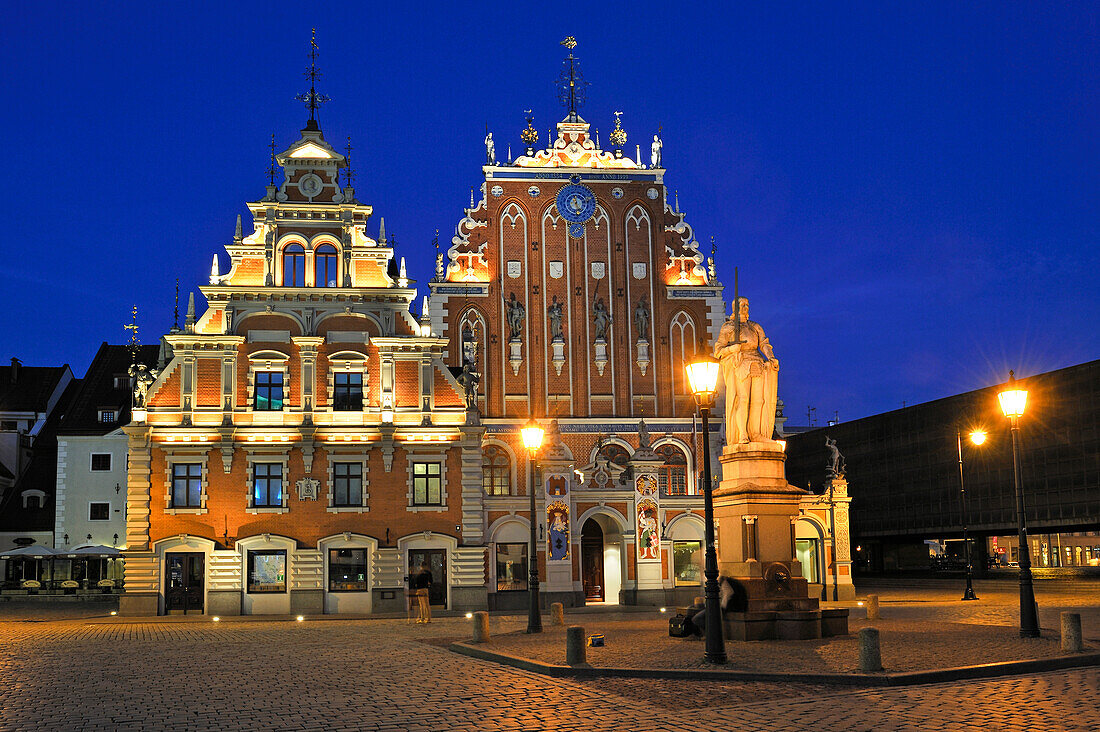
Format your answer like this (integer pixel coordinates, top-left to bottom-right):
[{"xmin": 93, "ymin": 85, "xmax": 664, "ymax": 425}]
[
  {"xmin": 165, "ymin": 553, "xmax": 204, "ymax": 614},
  {"xmin": 408, "ymin": 549, "xmax": 447, "ymax": 607}
]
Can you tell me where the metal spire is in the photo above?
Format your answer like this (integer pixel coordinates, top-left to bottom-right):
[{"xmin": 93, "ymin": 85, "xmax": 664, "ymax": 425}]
[
  {"xmin": 266, "ymin": 133, "xmax": 278, "ymax": 186},
  {"xmin": 172, "ymin": 279, "xmax": 180, "ymax": 331},
  {"xmin": 295, "ymin": 29, "xmax": 330, "ymax": 128},
  {"xmin": 343, "ymin": 136, "xmax": 356, "ymax": 188},
  {"xmin": 556, "ymin": 37, "xmax": 588, "ymax": 120},
  {"xmin": 124, "ymin": 305, "xmax": 140, "ymax": 363}
]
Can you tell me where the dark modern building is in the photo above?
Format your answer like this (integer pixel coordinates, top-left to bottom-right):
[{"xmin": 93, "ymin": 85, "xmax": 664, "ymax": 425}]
[{"xmin": 784, "ymin": 360, "xmax": 1100, "ymax": 572}]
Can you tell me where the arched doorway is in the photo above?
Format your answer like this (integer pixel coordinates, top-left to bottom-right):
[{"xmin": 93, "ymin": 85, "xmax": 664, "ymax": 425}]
[{"xmin": 581, "ymin": 516, "xmax": 623, "ymax": 604}]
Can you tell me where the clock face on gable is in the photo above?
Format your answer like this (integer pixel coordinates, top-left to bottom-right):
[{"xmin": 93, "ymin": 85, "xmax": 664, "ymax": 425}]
[{"xmin": 556, "ymin": 183, "xmax": 596, "ymax": 224}]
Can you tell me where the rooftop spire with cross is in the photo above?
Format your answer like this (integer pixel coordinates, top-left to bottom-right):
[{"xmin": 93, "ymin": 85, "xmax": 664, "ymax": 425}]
[
  {"xmin": 295, "ymin": 28, "xmax": 330, "ymax": 129},
  {"xmin": 556, "ymin": 36, "xmax": 588, "ymax": 121}
]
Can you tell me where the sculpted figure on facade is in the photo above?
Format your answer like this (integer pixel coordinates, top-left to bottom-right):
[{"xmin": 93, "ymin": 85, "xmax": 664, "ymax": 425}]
[
  {"xmin": 651, "ymin": 134, "xmax": 662, "ymax": 168},
  {"xmin": 633, "ymin": 296, "xmax": 650, "ymax": 338},
  {"xmin": 547, "ymin": 295, "xmax": 563, "ymax": 340},
  {"xmin": 714, "ymin": 298, "xmax": 779, "ymax": 444},
  {"xmin": 484, "ymin": 132, "xmax": 496, "ymax": 165},
  {"xmin": 825, "ymin": 436, "xmax": 846, "ymax": 478},
  {"xmin": 128, "ymin": 362, "xmax": 158, "ymax": 407},
  {"xmin": 456, "ymin": 361, "xmax": 480, "ymax": 410},
  {"xmin": 505, "ymin": 292, "xmax": 525, "ymax": 340},
  {"xmin": 592, "ymin": 297, "xmax": 610, "ymax": 341}
]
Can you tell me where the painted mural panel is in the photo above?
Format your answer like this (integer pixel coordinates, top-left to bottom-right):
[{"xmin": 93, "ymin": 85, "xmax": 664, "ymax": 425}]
[{"xmin": 545, "ymin": 475, "xmax": 570, "ymax": 561}]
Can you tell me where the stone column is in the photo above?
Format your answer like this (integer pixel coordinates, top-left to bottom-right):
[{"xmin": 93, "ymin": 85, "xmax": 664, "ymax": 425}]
[{"xmin": 120, "ymin": 423, "xmax": 159, "ymax": 616}]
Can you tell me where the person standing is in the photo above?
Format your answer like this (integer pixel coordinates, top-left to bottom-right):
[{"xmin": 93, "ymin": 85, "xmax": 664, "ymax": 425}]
[{"xmin": 413, "ymin": 562, "xmax": 433, "ymax": 624}]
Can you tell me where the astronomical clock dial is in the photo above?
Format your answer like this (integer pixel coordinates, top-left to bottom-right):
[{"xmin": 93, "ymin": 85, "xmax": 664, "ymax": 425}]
[
  {"xmin": 556, "ymin": 182, "xmax": 596, "ymax": 225},
  {"xmin": 569, "ymin": 223, "xmax": 585, "ymax": 238},
  {"xmin": 299, "ymin": 174, "xmax": 322, "ymax": 197}
]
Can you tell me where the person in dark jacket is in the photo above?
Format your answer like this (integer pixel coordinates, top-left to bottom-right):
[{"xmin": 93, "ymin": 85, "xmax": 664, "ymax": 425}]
[{"xmin": 413, "ymin": 563, "xmax": 433, "ymax": 623}]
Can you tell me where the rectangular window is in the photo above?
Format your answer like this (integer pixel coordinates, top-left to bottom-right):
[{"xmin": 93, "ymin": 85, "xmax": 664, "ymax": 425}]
[
  {"xmin": 89, "ymin": 502, "xmax": 110, "ymax": 521},
  {"xmin": 328, "ymin": 549, "xmax": 368, "ymax": 592},
  {"xmin": 247, "ymin": 550, "xmax": 286, "ymax": 593},
  {"xmin": 172, "ymin": 463, "xmax": 203, "ymax": 508},
  {"xmin": 795, "ymin": 538, "xmax": 819, "ymax": 583},
  {"xmin": 412, "ymin": 462, "xmax": 442, "ymax": 506},
  {"xmin": 113, "ymin": 375, "xmax": 131, "ymax": 390},
  {"xmin": 99, "ymin": 410, "xmax": 116, "ymax": 423},
  {"xmin": 333, "ymin": 462, "xmax": 363, "ymax": 506},
  {"xmin": 254, "ymin": 372, "xmax": 284, "ymax": 411},
  {"xmin": 672, "ymin": 540, "xmax": 703, "ymax": 587},
  {"xmin": 0, "ymin": 420, "xmax": 16, "ymax": 431},
  {"xmin": 252, "ymin": 464, "xmax": 283, "ymax": 507},
  {"xmin": 495, "ymin": 543, "xmax": 528, "ymax": 592},
  {"xmin": 90, "ymin": 453, "xmax": 112, "ymax": 471},
  {"xmin": 333, "ymin": 372, "xmax": 363, "ymax": 411}
]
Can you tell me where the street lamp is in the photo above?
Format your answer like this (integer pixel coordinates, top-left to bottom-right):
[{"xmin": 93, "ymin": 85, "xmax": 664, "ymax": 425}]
[
  {"xmin": 685, "ymin": 351, "xmax": 727, "ymax": 665},
  {"xmin": 999, "ymin": 371, "xmax": 1039, "ymax": 638},
  {"xmin": 521, "ymin": 416, "xmax": 545, "ymax": 633},
  {"xmin": 956, "ymin": 428, "xmax": 987, "ymax": 601}
]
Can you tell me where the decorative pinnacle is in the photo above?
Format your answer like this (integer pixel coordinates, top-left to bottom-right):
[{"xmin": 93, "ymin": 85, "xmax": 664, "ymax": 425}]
[
  {"xmin": 520, "ymin": 109, "xmax": 538, "ymax": 147},
  {"xmin": 124, "ymin": 305, "xmax": 140, "ymax": 362},
  {"xmin": 609, "ymin": 111, "xmax": 627, "ymax": 149},
  {"xmin": 172, "ymin": 280, "xmax": 179, "ymax": 330},
  {"xmin": 295, "ymin": 28, "xmax": 331, "ymax": 125},
  {"xmin": 266, "ymin": 133, "xmax": 278, "ymax": 186},
  {"xmin": 556, "ymin": 37, "xmax": 588, "ymax": 119},
  {"xmin": 343, "ymin": 136, "xmax": 356, "ymax": 188}
]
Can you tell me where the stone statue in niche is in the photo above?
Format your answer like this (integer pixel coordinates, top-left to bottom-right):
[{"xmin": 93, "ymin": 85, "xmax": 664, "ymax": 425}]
[
  {"xmin": 505, "ymin": 293, "xmax": 525, "ymax": 340},
  {"xmin": 128, "ymin": 362, "xmax": 158, "ymax": 407},
  {"xmin": 592, "ymin": 297, "xmax": 610, "ymax": 341},
  {"xmin": 633, "ymin": 296, "xmax": 650, "ymax": 338},
  {"xmin": 547, "ymin": 296, "xmax": 563, "ymax": 340},
  {"xmin": 714, "ymin": 298, "xmax": 779, "ymax": 444},
  {"xmin": 825, "ymin": 436, "xmax": 846, "ymax": 478},
  {"xmin": 637, "ymin": 419, "xmax": 651, "ymax": 449},
  {"xmin": 456, "ymin": 362, "xmax": 480, "ymax": 410}
]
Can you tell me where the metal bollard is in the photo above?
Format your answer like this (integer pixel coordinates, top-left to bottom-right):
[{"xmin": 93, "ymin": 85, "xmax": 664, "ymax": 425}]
[
  {"xmin": 858, "ymin": 627, "xmax": 882, "ymax": 672},
  {"xmin": 1061, "ymin": 612, "xmax": 1082, "ymax": 652},
  {"xmin": 472, "ymin": 611, "xmax": 490, "ymax": 644},
  {"xmin": 550, "ymin": 602, "xmax": 565, "ymax": 626},
  {"xmin": 865, "ymin": 594, "xmax": 880, "ymax": 620},
  {"xmin": 566, "ymin": 625, "xmax": 587, "ymax": 666}
]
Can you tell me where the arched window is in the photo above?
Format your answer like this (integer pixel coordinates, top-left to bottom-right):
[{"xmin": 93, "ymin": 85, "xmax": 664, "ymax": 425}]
[
  {"xmin": 657, "ymin": 444, "xmax": 688, "ymax": 496},
  {"xmin": 282, "ymin": 244, "xmax": 305, "ymax": 287},
  {"xmin": 482, "ymin": 445, "xmax": 511, "ymax": 496},
  {"xmin": 597, "ymin": 443, "xmax": 630, "ymax": 468},
  {"xmin": 315, "ymin": 244, "xmax": 338, "ymax": 287}
]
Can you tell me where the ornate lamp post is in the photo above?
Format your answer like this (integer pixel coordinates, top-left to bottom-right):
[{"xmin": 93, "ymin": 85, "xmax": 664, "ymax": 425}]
[
  {"xmin": 999, "ymin": 371, "xmax": 1039, "ymax": 637},
  {"xmin": 956, "ymin": 428, "xmax": 987, "ymax": 601},
  {"xmin": 521, "ymin": 416, "xmax": 545, "ymax": 634},
  {"xmin": 685, "ymin": 351, "xmax": 727, "ymax": 665}
]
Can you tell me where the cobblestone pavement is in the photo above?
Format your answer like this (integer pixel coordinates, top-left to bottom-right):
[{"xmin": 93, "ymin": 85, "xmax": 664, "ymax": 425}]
[{"xmin": 1, "ymin": 616, "xmax": 1099, "ymax": 731}]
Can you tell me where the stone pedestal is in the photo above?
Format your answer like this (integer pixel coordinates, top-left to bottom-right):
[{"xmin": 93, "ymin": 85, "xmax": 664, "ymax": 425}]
[{"xmin": 715, "ymin": 441, "xmax": 847, "ymax": 639}]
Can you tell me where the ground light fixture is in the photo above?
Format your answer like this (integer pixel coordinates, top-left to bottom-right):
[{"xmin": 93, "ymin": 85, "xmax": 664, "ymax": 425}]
[
  {"xmin": 956, "ymin": 428, "xmax": 989, "ymax": 601},
  {"xmin": 521, "ymin": 416, "xmax": 545, "ymax": 634},
  {"xmin": 465, "ymin": 612, "xmax": 473, "ymax": 619},
  {"xmin": 685, "ymin": 350, "xmax": 727, "ymax": 665},
  {"xmin": 999, "ymin": 371, "xmax": 1039, "ymax": 637},
  {"xmin": 212, "ymin": 617, "xmax": 220, "ymax": 622},
  {"xmin": 296, "ymin": 615, "xmax": 305, "ymax": 622}
]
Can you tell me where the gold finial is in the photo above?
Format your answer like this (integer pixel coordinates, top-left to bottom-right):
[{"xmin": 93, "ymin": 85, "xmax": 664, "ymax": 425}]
[
  {"xmin": 609, "ymin": 111, "xmax": 627, "ymax": 149},
  {"xmin": 560, "ymin": 36, "xmax": 577, "ymax": 50},
  {"xmin": 520, "ymin": 109, "xmax": 539, "ymax": 147}
]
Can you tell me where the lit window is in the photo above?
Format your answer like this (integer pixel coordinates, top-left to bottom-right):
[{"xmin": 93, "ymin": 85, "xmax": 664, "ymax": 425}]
[
  {"xmin": 252, "ymin": 464, "xmax": 283, "ymax": 507},
  {"xmin": 333, "ymin": 372, "xmax": 363, "ymax": 411},
  {"xmin": 495, "ymin": 543, "xmax": 528, "ymax": 591},
  {"xmin": 99, "ymin": 410, "xmax": 117, "ymax": 424},
  {"xmin": 315, "ymin": 244, "xmax": 338, "ymax": 287},
  {"xmin": 254, "ymin": 372, "xmax": 284, "ymax": 411},
  {"xmin": 672, "ymin": 540, "xmax": 702, "ymax": 586},
  {"xmin": 282, "ymin": 244, "xmax": 305, "ymax": 286},
  {"xmin": 90, "ymin": 454, "xmax": 112, "ymax": 472},
  {"xmin": 482, "ymin": 446, "xmax": 511, "ymax": 496},
  {"xmin": 248, "ymin": 550, "xmax": 286, "ymax": 593},
  {"xmin": 172, "ymin": 463, "xmax": 202, "ymax": 508},
  {"xmin": 412, "ymin": 462, "xmax": 443, "ymax": 506},
  {"xmin": 328, "ymin": 549, "xmax": 368, "ymax": 592},
  {"xmin": 333, "ymin": 462, "xmax": 362, "ymax": 506},
  {"xmin": 89, "ymin": 502, "xmax": 110, "ymax": 521},
  {"xmin": 657, "ymin": 445, "xmax": 688, "ymax": 496}
]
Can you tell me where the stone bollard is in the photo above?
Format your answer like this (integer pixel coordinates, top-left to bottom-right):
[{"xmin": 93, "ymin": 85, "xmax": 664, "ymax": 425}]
[
  {"xmin": 550, "ymin": 602, "xmax": 565, "ymax": 626},
  {"xmin": 865, "ymin": 595, "xmax": 880, "ymax": 621},
  {"xmin": 472, "ymin": 611, "xmax": 490, "ymax": 644},
  {"xmin": 858, "ymin": 627, "xmax": 882, "ymax": 672},
  {"xmin": 566, "ymin": 625, "xmax": 587, "ymax": 666},
  {"xmin": 1061, "ymin": 612, "xmax": 1082, "ymax": 652}
]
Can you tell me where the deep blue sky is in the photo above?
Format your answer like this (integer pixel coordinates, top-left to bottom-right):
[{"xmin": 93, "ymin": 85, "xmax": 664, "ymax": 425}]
[{"xmin": 2, "ymin": 3, "xmax": 1096, "ymax": 423}]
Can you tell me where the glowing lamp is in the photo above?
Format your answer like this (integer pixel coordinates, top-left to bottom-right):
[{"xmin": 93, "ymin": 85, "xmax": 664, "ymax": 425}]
[
  {"xmin": 212, "ymin": 616, "xmax": 221, "ymax": 622},
  {"xmin": 969, "ymin": 430, "xmax": 987, "ymax": 446},
  {"xmin": 520, "ymin": 417, "xmax": 544, "ymax": 453},
  {"xmin": 685, "ymin": 352, "xmax": 721, "ymax": 406},
  {"xmin": 296, "ymin": 615, "xmax": 304, "ymax": 622},
  {"xmin": 998, "ymin": 387, "xmax": 1027, "ymax": 419}
]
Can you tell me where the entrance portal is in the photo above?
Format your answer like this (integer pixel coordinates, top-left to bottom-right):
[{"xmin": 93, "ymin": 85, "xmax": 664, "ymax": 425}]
[
  {"xmin": 165, "ymin": 552, "xmax": 204, "ymax": 614},
  {"xmin": 408, "ymin": 549, "xmax": 447, "ymax": 608},
  {"xmin": 581, "ymin": 519, "xmax": 604, "ymax": 602}
]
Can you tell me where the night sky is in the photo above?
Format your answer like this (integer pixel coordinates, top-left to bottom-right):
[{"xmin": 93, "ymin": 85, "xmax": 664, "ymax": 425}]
[{"xmin": 3, "ymin": 3, "xmax": 1096, "ymax": 423}]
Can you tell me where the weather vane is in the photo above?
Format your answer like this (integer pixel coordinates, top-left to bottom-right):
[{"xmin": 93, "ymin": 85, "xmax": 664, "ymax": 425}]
[
  {"xmin": 266, "ymin": 133, "xmax": 277, "ymax": 185},
  {"xmin": 295, "ymin": 29, "xmax": 331, "ymax": 123},
  {"xmin": 343, "ymin": 136, "xmax": 356, "ymax": 188},
  {"xmin": 124, "ymin": 305, "xmax": 140, "ymax": 363},
  {"xmin": 556, "ymin": 37, "xmax": 588, "ymax": 119}
]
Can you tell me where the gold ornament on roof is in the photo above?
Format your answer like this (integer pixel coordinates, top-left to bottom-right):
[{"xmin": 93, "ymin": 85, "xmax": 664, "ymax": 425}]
[
  {"xmin": 521, "ymin": 110, "xmax": 539, "ymax": 146},
  {"xmin": 609, "ymin": 111, "xmax": 627, "ymax": 149},
  {"xmin": 560, "ymin": 36, "xmax": 577, "ymax": 50}
]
